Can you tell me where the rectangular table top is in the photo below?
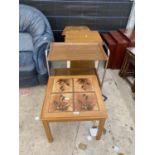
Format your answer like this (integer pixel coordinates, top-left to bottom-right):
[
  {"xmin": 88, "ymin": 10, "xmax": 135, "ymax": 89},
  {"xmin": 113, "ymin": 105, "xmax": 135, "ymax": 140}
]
[
  {"xmin": 65, "ymin": 31, "xmax": 103, "ymax": 44},
  {"xmin": 62, "ymin": 26, "xmax": 90, "ymax": 36},
  {"xmin": 41, "ymin": 75, "xmax": 107, "ymax": 121},
  {"xmin": 48, "ymin": 42, "xmax": 108, "ymax": 61}
]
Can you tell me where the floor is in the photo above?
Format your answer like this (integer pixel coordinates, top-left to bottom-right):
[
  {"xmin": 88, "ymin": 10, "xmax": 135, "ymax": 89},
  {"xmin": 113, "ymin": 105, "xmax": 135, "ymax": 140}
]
[{"xmin": 19, "ymin": 70, "xmax": 135, "ymax": 155}]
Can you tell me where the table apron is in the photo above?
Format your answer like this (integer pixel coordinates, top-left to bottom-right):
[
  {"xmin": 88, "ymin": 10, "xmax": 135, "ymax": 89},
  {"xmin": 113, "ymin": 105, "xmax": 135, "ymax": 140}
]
[{"xmin": 41, "ymin": 117, "xmax": 107, "ymax": 122}]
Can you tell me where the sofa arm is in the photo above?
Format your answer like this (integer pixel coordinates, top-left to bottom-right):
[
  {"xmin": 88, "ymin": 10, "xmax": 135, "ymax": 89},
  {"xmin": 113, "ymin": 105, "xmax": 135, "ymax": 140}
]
[
  {"xmin": 33, "ymin": 42, "xmax": 49, "ymax": 75},
  {"xmin": 45, "ymin": 43, "xmax": 50, "ymax": 75}
]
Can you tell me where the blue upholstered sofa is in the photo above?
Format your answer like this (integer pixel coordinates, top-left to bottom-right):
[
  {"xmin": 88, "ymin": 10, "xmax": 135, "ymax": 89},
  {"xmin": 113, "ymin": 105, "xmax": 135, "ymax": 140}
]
[{"xmin": 19, "ymin": 4, "xmax": 54, "ymax": 87}]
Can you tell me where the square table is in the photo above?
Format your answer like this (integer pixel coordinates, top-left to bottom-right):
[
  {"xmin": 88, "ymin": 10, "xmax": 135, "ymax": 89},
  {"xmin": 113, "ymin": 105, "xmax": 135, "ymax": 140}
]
[
  {"xmin": 41, "ymin": 75, "xmax": 108, "ymax": 142},
  {"xmin": 62, "ymin": 26, "xmax": 90, "ymax": 36}
]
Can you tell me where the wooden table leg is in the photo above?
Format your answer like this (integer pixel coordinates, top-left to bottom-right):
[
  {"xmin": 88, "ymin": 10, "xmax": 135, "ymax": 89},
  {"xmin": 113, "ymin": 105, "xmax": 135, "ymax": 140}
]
[
  {"xmin": 96, "ymin": 119, "xmax": 105, "ymax": 140},
  {"xmin": 119, "ymin": 54, "xmax": 128, "ymax": 77},
  {"xmin": 42, "ymin": 120, "xmax": 53, "ymax": 142},
  {"xmin": 131, "ymin": 80, "xmax": 135, "ymax": 93}
]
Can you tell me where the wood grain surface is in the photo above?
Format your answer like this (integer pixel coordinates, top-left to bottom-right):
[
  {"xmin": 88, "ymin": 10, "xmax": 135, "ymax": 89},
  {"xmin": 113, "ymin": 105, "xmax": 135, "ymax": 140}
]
[
  {"xmin": 62, "ymin": 26, "xmax": 90, "ymax": 36},
  {"xmin": 48, "ymin": 42, "xmax": 108, "ymax": 61},
  {"xmin": 41, "ymin": 75, "xmax": 107, "ymax": 121}
]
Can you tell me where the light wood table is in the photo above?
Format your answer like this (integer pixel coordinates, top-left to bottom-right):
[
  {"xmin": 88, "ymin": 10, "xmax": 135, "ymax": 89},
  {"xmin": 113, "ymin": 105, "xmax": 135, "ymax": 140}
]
[
  {"xmin": 41, "ymin": 75, "xmax": 108, "ymax": 142},
  {"xmin": 65, "ymin": 31, "xmax": 104, "ymax": 44},
  {"xmin": 62, "ymin": 26, "xmax": 90, "ymax": 36},
  {"xmin": 64, "ymin": 30, "xmax": 106, "ymax": 78}
]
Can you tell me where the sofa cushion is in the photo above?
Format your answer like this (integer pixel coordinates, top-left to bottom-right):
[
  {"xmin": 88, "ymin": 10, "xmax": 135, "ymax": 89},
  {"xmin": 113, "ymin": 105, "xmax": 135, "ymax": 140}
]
[
  {"xmin": 19, "ymin": 56, "xmax": 37, "ymax": 79},
  {"xmin": 19, "ymin": 75, "xmax": 38, "ymax": 88},
  {"xmin": 19, "ymin": 33, "xmax": 34, "ymax": 52},
  {"xmin": 19, "ymin": 51, "xmax": 35, "ymax": 71},
  {"xmin": 19, "ymin": 52, "xmax": 37, "ymax": 83},
  {"xmin": 19, "ymin": 52, "xmax": 37, "ymax": 86}
]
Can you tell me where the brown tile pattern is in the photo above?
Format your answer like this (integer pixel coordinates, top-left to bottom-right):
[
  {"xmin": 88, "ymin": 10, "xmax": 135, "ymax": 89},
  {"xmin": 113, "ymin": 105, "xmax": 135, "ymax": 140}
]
[
  {"xmin": 49, "ymin": 93, "xmax": 73, "ymax": 112},
  {"xmin": 52, "ymin": 78, "xmax": 73, "ymax": 93},
  {"xmin": 74, "ymin": 78, "xmax": 94, "ymax": 92},
  {"xmin": 49, "ymin": 77, "xmax": 98, "ymax": 112},
  {"xmin": 74, "ymin": 93, "xmax": 99, "ymax": 111}
]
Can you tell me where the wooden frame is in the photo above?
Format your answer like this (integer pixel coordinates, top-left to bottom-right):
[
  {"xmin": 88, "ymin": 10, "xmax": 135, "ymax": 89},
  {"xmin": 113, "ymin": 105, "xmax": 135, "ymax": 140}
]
[
  {"xmin": 119, "ymin": 47, "xmax": 135, "ymax": 92},
  {"xmin": 41, "ymin": 75, "xmax": 107, "ymax": 142}
]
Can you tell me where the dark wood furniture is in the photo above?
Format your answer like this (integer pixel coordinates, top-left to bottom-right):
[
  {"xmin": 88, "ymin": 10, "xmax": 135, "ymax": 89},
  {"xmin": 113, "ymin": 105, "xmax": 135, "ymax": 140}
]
[
  {"xmin": 118, "ymin": 29, "xmax": 135, "ymax": 47},
  {"xmin": 119, "ymin": 47, "xmax": 135, "ymax": 92},
  {"xmin": 109, "ymin": 31, "xmax": 129, "ymax": 69},
  {"xmin": 101, "ymin": 29, "xmax": 135, "ymax": 69},
  {"xmin": 101, "ymin": 33, "xmax": 117, "ymax": 69}
]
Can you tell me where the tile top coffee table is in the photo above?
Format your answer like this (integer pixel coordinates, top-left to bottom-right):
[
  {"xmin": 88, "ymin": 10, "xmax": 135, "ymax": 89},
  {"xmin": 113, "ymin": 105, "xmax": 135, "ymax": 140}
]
[{"xmin": 41, "ymin": 75, "xmax": 108, "ymax": 142}]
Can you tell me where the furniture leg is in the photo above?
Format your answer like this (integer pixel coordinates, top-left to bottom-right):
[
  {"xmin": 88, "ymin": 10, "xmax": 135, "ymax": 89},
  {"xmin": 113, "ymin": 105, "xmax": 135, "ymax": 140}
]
[
  {"xmin": 123, "ymin": 61, "xmax": 130, "ymax": 78},
  {"xmin": 131, "ymin": 80, "xmax": 135, "ymax": 93},
  {"xmin": 67, "ymin": 61, "xmax": 71, "ymax": 68},
  {"xmin": 96, "ymin": 119, "xmax": 105, "ymax": 140},
  {"xmin": 101, "ymin": 59, "xmax": 108, "ymax": 89},
  {"xmin": 119, "ymin": 54, "xmax": 128, "ymax": 77},
  {"xmin": 101, "ymin": 43, "xmax": 110, "ymax": 89},
  {"xmin": 94, "ymin": 68, "xmax": 101, "ymax": 87},
  {"xmin": 42, "ymin": 120, "xmax": 53, "ymax": 142},
  {"xmin": 95, "ymin": 60, "xmax": 99, "ymax": 69}
]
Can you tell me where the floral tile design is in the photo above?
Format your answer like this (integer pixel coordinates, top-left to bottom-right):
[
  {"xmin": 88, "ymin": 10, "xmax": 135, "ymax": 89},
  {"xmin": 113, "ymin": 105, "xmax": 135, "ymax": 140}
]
[
  {"xmin": 49, "ymin": 93, "xmax": 73, "ymax": 112},
  {"xmin": 50, "ymin": 77, "xmax": 98, "ymax": 113},
  {"xmin": 74, "ymin": 78, "xmax": 94, "ymax": 92},
  {"xmin": 74, "ymin": 93, "xmax": 99, "ymax": 111},
  {"xmin": 52, "ymin": 78, "xmax": 73, "ymax": 93}
]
